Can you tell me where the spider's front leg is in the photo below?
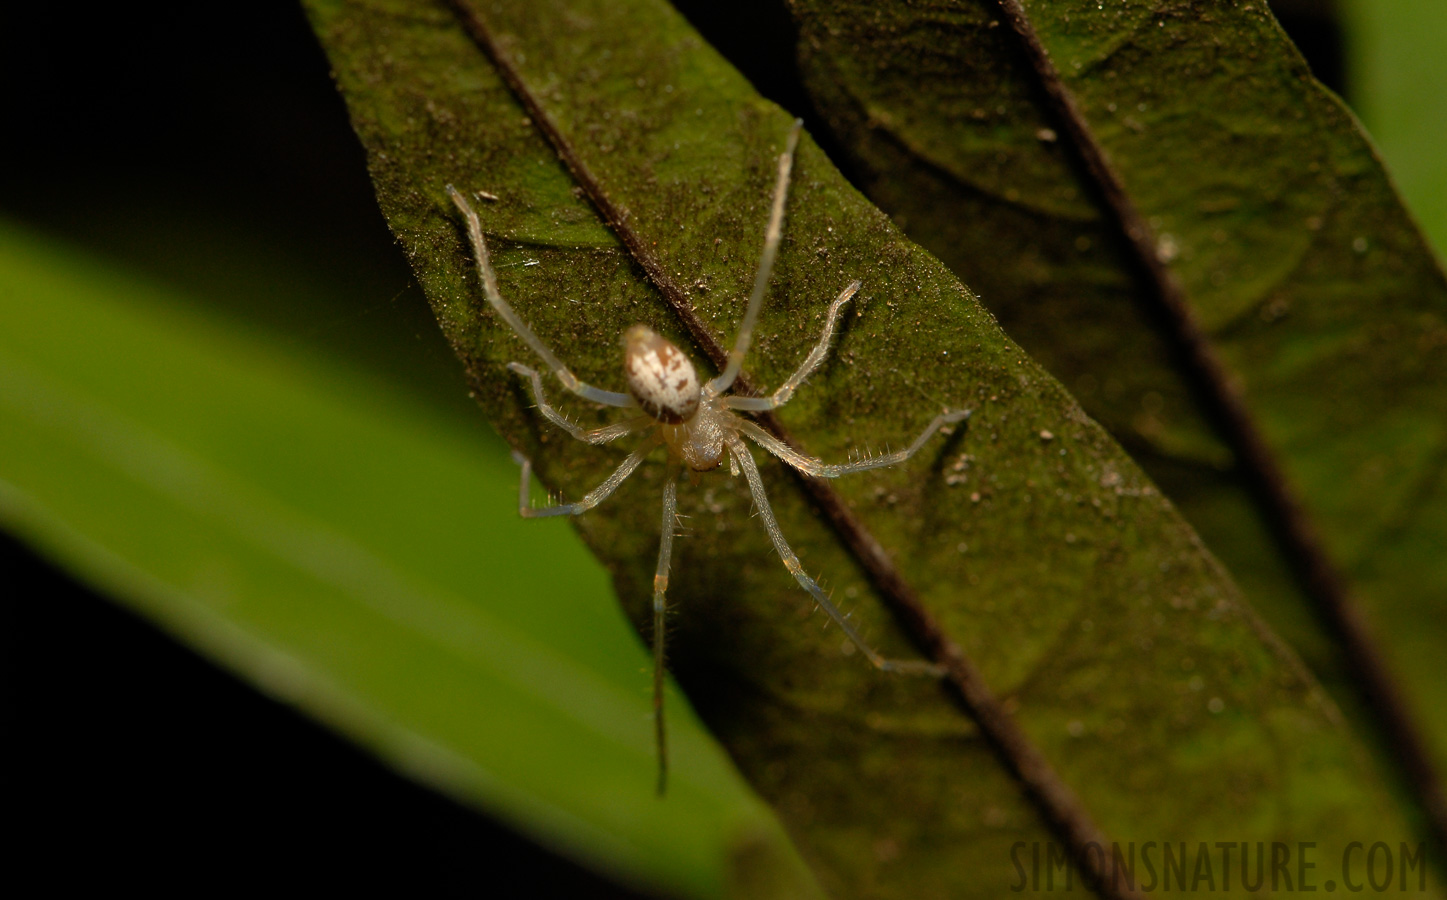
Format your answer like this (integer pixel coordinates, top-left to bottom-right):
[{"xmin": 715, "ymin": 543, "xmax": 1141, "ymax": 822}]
[
  {"xmin": 724, "ymin": 279, "xmax": 859, "ymax": 413},
  {"xmin": 727, "ymin": 437, "xmax": 943, "ymax": 676},
  {"xmin": 735, "ymin": 410, "xmax": 970, "ymax": 478},
  {"xmin": 708, "ymin": 119, "xmax": 803, "ymax": 396}
]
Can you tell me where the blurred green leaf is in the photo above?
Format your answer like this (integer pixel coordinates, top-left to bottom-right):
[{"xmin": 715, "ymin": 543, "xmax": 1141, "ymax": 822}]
[
  {"xmin": 1343, "ymin": 0, "xmax": 1447, "ymax": 258},
  {"xmin": 0, "ymin": 220, "xmax": 821, "ymax": 900},
  {"xmin": 306, "ymin": 0, "xmax": 1433, "ymax": 895}
]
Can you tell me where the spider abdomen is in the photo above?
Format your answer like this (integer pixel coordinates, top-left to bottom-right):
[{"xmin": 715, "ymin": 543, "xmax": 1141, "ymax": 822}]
[{"xmin": 623, "ymin": 325, "xmax": 701, "ymax": 423}]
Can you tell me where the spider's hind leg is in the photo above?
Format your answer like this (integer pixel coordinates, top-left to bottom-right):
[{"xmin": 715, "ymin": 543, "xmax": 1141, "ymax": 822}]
[
  {"xmin": 447, "ymin": 184, "xmax": 634, "ymax": 409},
  {"xmin": 513, "ymin": 443, "xmax": 650, "ymax": 518},
  {"xmin": 509, "ymin": 362, "xmax": 651, "ymax": 445},
  {"xmin": 650, "ymin": 472, "xmax": 681, "ymax": 795},
  {"xmin": 728, "ymin": 437, "xmax": 943, "ymax": 676}
]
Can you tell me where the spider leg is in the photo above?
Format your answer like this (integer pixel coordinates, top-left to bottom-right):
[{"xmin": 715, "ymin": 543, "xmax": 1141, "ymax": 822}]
[
  {"xmin": 725, "ymin": 280, "xmax": 859, "ymax": 412},
  {"xmin": 734, "ymin": 410, "xmax": 970, "ymax": 478},
  {"xmin": 651, "ymin": 470, "xmax": 680, "ymax": 795},
  {"xmin": 709, "ymin": 120, "xmax": 804, "ymax": 396},
  {"xmin": 509, "ymin": 362, "xmax": 652, "ymax": 444},
  {"xmin": 447, "ymin": 184, "xmax": 635, "ymax": 408},
  {"xmin": 728, "ymin": 437, "xmax": 942, "ymax": 675},
  {"xmin": 513, "ymin": 444, "xmax": 650, "ymax": 518}
]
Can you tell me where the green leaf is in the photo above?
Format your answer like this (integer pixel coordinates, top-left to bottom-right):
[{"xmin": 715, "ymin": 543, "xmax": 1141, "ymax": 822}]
[
  {"xmin": 306, "ymin": 0, "xmax": 1434, "ymax": 895},
  {"xmin": 784, "ymin": 0, "xmax": 1447, "ymax": 848},
  {"xmin": 1343, "ymin": 0, "xmax": 1447, "ymax": 256},
  {"xmin": 0, "ymin": 220, "xmax": 821, "ymax": 900}
]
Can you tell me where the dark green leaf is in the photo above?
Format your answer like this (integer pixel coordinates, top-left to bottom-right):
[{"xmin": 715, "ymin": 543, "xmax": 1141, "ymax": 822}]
[
  {"xmin": 782, "ymin": 0, "xmax": 1447, "ymax": 846},
  {"xmin": 306, "ymin": 0, "xmax": 1434, "ymax": 895}
]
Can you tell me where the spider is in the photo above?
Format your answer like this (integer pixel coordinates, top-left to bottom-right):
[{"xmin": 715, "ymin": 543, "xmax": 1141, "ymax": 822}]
[{"xmin": 446, "ymin": 120, "xmax": 967, "ymax": 793}]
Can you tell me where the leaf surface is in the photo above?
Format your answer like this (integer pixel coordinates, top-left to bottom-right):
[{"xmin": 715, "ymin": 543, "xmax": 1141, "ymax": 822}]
[
  {"xmin": 307, "ymin": 0, "xmax": 1436, "ymax": 895},
  {"xmin": 782, "ymin": 0, "xmax": 1447, "ymax": 843}
]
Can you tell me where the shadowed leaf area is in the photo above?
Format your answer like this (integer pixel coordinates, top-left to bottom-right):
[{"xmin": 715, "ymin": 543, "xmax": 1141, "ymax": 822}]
[{"xmin": 306, "ymin": 0, "xmax": 1440, "ymax": 897}]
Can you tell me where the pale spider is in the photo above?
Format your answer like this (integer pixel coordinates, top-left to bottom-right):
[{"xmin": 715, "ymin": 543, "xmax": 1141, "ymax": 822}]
[{"xmin": 446, "ymin": 120, "xmax": 966, "ymax": 792}]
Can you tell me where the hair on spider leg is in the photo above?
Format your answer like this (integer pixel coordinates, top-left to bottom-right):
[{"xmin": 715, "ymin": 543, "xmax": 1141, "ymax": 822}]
[
  {"xmin": 801, "ymin": 578, "xmax": 872, "ymax": 644},
  {"xmin": 669, "ymin": 510, "xmax": 698, "ymax": 540},
  {"xmin": 447, "ymin": 118, "xmax": 961, "ymax": 792}
]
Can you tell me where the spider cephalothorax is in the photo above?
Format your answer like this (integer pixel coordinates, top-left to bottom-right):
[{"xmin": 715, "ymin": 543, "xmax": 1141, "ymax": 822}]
[{"xmin": 446, "ymin": 119, "xmax": 966, "ymax": 792}]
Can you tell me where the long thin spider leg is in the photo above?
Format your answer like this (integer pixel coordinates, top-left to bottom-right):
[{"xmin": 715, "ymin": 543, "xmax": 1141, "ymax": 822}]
[
  {"xmin": 447, "ymin": 184, "xmax": 635, "ymax": 408},
  {"xmin": 651, "ymin": 471, "xmax": 680, "ymax": 795},
  {"xmin": 509, "ymin": 362, "xmax": 651, "ymax": 445},
  {"xmin": 513, "ymin": 444, "xmax": 650, "ymax": 518},
  {"xmin": 708, "ymin": 120, "xmax": 804, "ymax": 396},
  {"xmin": 734, "ymin": 410, "xmax": 970, "ymax": 478},
  {"xmin": 725, "ymin": 280, "xmax": 859, "ymax": 412},
  {"xmin": 728, "ymin": 437, "xmax": 942, "ymax": 675}
]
